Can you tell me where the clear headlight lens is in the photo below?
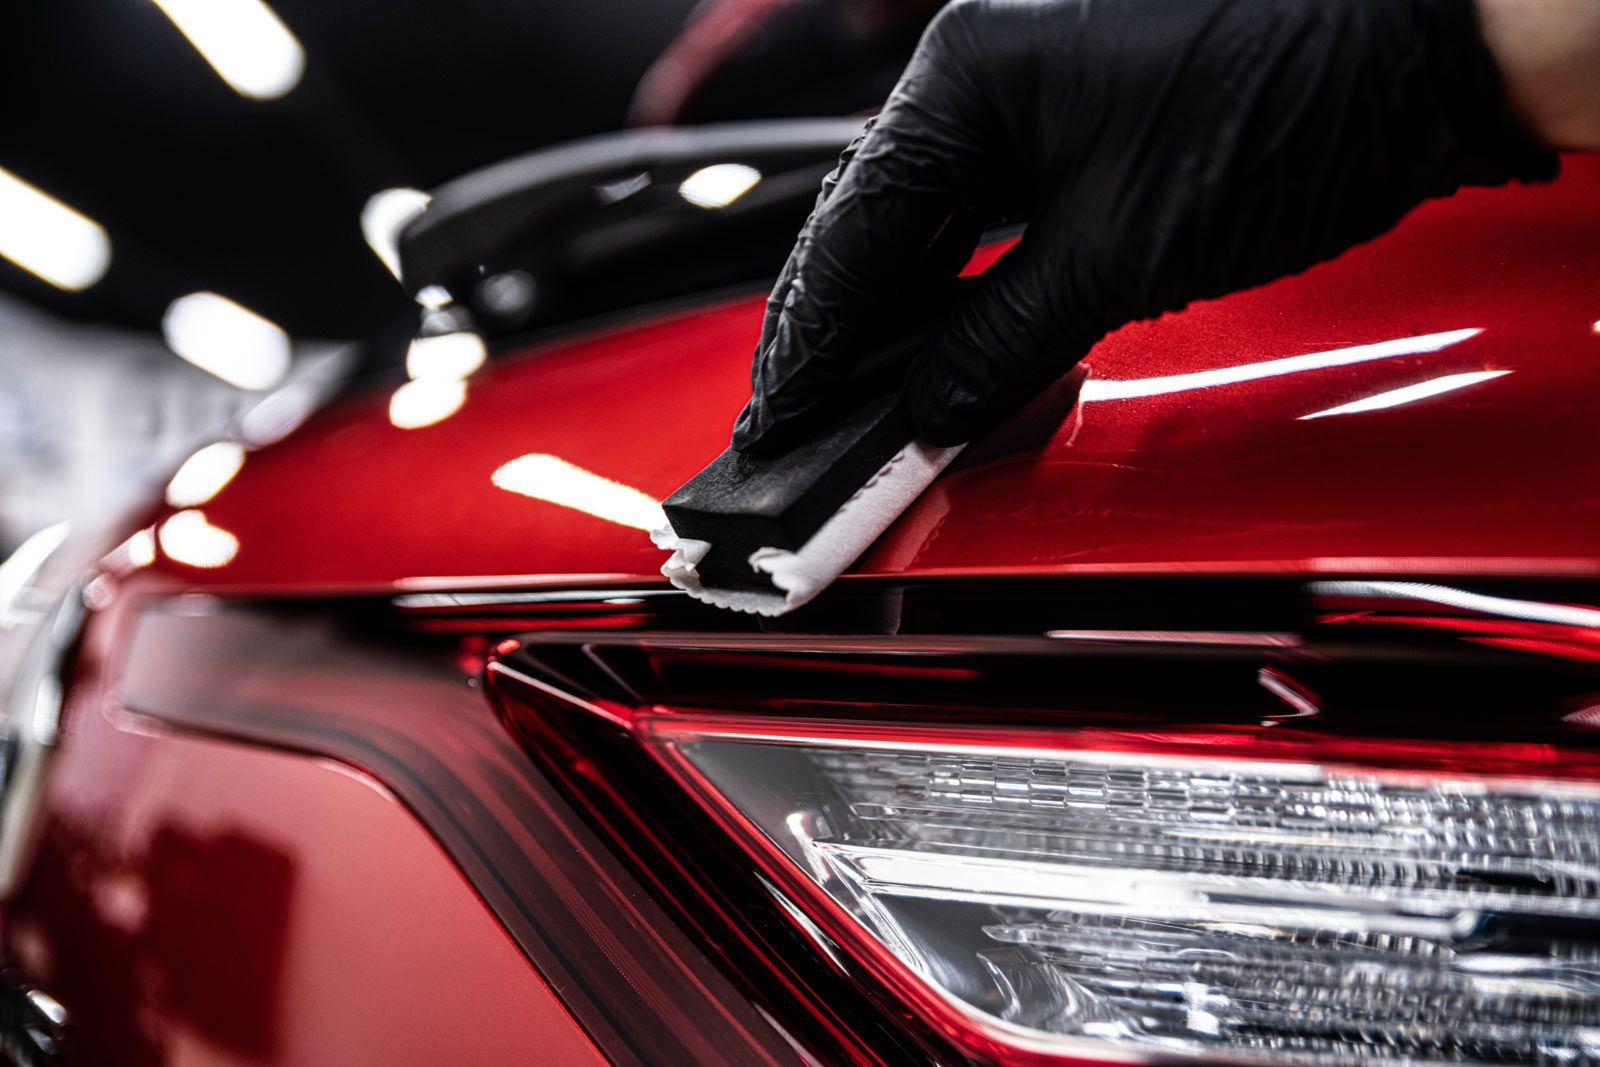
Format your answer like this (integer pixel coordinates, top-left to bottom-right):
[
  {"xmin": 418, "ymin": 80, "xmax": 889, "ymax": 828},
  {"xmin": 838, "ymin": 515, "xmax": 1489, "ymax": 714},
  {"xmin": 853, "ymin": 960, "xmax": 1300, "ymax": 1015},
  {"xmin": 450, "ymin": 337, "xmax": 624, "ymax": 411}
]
[{"xmin": 669, "ymin": 732, "xmax": 1600, "ymax": 1064}]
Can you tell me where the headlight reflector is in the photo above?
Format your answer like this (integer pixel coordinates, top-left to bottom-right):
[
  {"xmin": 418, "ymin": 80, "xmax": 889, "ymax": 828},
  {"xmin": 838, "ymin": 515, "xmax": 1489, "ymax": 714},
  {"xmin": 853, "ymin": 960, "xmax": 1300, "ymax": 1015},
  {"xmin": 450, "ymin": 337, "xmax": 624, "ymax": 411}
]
[{"xmin": 663, "ymin": 729, "xmax": 1600, "ymax": 1064}]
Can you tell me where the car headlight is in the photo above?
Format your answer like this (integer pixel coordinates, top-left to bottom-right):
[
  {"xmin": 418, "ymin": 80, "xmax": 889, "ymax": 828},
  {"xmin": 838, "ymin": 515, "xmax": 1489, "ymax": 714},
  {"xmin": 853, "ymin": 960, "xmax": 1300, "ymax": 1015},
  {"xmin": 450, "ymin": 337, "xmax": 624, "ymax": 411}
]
[{"xmin": 659, "ymin": 726, "xmax": 1600, "ymax": 1064}]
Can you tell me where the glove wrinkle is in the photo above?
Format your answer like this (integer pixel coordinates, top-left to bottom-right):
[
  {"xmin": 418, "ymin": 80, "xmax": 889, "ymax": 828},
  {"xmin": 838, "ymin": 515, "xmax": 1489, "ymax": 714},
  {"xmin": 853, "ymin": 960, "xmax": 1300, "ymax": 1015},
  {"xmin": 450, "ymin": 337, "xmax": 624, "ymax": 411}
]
[{"xmin": 735, "ymin": 0, "xmax": 1560, "ymax": 456}]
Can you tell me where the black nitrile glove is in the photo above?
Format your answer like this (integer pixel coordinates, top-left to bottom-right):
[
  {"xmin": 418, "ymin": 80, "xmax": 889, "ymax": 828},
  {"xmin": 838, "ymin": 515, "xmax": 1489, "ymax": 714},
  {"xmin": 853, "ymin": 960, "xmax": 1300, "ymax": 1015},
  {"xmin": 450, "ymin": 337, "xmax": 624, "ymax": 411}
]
[{"xmin": 731, "ymin": 0, "xmax": 1558, "ymax": 453}]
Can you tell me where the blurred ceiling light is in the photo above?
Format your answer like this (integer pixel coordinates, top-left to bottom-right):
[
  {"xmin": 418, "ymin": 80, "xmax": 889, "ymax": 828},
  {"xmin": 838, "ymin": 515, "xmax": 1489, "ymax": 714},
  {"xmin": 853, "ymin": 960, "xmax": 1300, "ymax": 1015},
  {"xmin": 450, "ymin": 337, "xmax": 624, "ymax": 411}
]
[
  {"xmin": 150, "ymin": 0, "xmax": 305, "ymax": 100},
  {"xmin": 0, "ymin": 168, "xmax": 111, "ymax": 291},
  {"xmin": 1081, "ymin": 329, "xmax": 1481, "ymax": 402},
  {"xmin": 1299, "ymin": 370, "xmax": 1510, "ymax": 420},
  {"xmin": 1592, "ymin": 320, "xmax": 1600, "ymax": 335},
  {"xmin": 157, "ymin": 510, "xmax": 239, "ymax": 569},
  {"xmin": 360, "ymin": 188, "xmax": 431, "ymax": 280},
  {"xmin": 389, "ymin": 377, "xmax": 467, "ymax": 430},
  {"xmin": 492, "ymin": 454, "xmax": 667, "ymax": 531},
  {"xmin": 679, "ymin": 164, "xmax": 761, "ymax": 209},
  {"xmin": 0, "ymin": 522, "xmax": 71, "ymax": 630},
  {"xmin": 165, "ymin": 442, "xmax": 247, "ymax": 507},
  {"xmin": 406, "ymin": 332, "xmax": 486, "ymax": 381},
  {"xmin": 162, "ymin": 292, "xmax": 291, "ymax": 391}
]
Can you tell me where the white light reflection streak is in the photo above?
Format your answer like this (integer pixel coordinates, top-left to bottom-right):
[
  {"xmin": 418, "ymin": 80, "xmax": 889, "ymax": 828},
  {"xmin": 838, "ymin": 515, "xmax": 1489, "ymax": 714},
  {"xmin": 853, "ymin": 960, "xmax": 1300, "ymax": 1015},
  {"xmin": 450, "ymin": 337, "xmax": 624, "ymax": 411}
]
[
  {"xmin": 360, "ymin": 188, "xmax": 430, "ymax": 280},
  {"xmin": 100, "ymin": 528, "xmax": 158, "ymax": 578},
  {"xmin": 1310, "ymin": 581, "xmax": 1600, "ymax": 630},
  {"xmin": 388, "ymin": 378, "xmax": 466, "ymax": 429},
  {"xmin": 406, "ymin": 332, "xmax": 486, "ymax": 380},
  {"xmin": 1258, "ymin": 668, "xmax": 1319, "ymax": 723},
  {"xmin": 165, "ymin": 442, "xmax": 247, "ymax": 507},
  {"xmin": 414, "ymin": 285, "xmax": 452, "ymax": 310},
  {"xmin": 1080, "ymin": 329, "xmax": 1480, "ymax": 402},
  {"xmin": 390, "ymin": 323, "xmax": 485, "ymax": 429},
  {"xmin": 0, "ymin": 523, "xmax": 71, "ymax": 630},
  {"xmin": 158, "ymin": 510, "xmax": 240, "ymax": 569},
  {"xmin": 123, "ymin": 528, "xmax": 158, "ymax": 568},
  {"xmin": 1299, "ymin": 370, "xmax": 1509, "ymax": 420},
  {"xmin": 1047, "ymin": 630, "xmax": 1300, "ymax": 647},
  {"xmin": 0, "ymin": 168, "xmax": 111, "ymax": 291},
  {"xmin": 150, "ymin": 0, "xmax": 305, "ymax": 100},
  {"xmin": 831, "ymin": 846, "xmax": 1464, "ymax": 939},
  {"xmin": 679, "ymin": 164, "xmax": 761, "ymax": 209},
  {"xmin": 492, "ymin": 454, "xmax": 667, "ymax": 531}
]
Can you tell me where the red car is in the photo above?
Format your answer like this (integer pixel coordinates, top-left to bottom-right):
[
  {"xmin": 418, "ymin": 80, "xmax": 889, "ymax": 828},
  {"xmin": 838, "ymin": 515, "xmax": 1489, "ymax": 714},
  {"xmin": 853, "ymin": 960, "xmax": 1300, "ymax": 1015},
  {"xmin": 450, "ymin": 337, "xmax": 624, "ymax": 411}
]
[{"xmin": 3, "ymin": 122, "xmax": 1600, "ymax": 1066}]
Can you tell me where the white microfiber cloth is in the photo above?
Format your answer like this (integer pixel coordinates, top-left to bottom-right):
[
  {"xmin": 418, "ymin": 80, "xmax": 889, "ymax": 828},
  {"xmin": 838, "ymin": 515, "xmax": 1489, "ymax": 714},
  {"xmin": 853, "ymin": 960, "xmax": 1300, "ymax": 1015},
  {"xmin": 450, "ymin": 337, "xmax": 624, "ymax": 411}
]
[{"xmin": 651, "ymin": 440, "xmax": 965, "ymax": 616}]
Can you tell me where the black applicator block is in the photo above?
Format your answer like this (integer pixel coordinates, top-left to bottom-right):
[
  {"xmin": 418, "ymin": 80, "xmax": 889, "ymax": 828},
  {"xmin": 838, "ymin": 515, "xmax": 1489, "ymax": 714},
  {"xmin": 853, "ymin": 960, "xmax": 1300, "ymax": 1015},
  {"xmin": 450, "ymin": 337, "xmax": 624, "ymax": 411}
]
[{"xmin": 662, "ymin": 391, "xmax": 913, "ymax": 589}]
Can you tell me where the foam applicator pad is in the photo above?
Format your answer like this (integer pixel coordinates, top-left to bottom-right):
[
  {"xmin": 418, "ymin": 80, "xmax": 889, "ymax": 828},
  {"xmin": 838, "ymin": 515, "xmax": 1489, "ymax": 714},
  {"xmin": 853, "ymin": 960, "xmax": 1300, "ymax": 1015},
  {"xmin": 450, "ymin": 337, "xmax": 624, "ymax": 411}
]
[{"xmin": 651, "ymin": 392, "xmax": 963, "ymax": 616}]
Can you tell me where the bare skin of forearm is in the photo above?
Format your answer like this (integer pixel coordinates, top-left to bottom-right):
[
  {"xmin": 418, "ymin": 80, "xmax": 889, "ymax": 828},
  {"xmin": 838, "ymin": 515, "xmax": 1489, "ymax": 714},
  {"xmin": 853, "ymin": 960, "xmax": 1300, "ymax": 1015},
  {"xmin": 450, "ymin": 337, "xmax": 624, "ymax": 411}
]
[{"xmin": 1477, "ymin": 0, "xmax": 1600, "ymax": 149}]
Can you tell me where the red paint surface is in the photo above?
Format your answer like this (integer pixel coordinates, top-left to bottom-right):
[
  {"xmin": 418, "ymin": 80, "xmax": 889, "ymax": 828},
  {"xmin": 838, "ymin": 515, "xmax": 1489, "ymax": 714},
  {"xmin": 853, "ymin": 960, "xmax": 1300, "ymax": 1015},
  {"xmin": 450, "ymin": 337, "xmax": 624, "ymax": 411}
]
[
  {"xmin": 5, "ymin": 620, "xmax": 605, "ymax": 1067},
  {"xmin": 97, "ymin": 596, "xmax": 813, "ymax": 1067},
  {"xmin": 151, "ymin": 156, "xmax": 1600, "ymax": 591},
  {"xmin": 28, "ymin": 155, "xmax": 1595, "ymax": 1065}
]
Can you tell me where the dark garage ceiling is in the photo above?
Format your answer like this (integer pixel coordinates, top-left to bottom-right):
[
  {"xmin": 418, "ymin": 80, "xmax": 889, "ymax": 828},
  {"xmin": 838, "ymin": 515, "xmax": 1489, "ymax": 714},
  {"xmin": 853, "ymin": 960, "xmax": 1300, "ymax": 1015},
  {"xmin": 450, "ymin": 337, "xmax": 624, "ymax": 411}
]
[{"xmin": 0, "ymin": 0, "xmax": 698, "ymax": 339}]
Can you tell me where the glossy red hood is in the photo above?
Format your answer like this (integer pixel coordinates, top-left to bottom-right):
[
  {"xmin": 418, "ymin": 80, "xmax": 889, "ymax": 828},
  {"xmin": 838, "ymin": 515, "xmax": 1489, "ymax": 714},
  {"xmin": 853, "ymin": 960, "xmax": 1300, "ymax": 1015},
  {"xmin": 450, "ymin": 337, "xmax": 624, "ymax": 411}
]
[{"xmin": 149, "ymin": 156, "xmax": 1600, "ymax": 592}]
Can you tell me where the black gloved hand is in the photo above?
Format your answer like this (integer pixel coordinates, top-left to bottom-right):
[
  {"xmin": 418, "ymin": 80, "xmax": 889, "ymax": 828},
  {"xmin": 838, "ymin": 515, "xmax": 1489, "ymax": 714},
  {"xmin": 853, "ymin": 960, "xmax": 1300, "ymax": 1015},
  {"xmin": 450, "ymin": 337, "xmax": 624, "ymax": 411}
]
[{"xmin": 731, "ymin": 0, "xmax": 1557, "ymax": 453}]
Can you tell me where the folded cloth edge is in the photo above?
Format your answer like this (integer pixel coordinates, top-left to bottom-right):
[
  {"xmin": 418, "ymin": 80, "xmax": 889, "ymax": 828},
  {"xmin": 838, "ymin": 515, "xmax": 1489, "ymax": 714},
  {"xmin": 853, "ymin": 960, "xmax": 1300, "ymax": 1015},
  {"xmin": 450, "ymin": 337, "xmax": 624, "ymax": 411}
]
[{"xmin": 650, "ymin": 439, "xmax": 965, "ymax": 616}]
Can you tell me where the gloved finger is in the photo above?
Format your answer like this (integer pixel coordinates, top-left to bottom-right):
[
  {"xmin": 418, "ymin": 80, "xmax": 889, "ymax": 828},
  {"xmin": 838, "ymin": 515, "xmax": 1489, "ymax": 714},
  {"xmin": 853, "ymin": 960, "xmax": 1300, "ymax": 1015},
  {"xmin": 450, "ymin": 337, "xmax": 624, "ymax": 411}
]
[
  {"xmin": 738, "ymin": 124, "xmax": 970, "ymax": 448},
  {"xmin": 733, "ymin": 8, "xmax": 992, "ymax": 454},
  {"xmin": 904, "ymin": 238, "xmax": 1098, "ymax": 447},
  {"xmin": 761, "ymin": 198, "xmax": 988, "ymax": 397},
  {"xmin": 828, "ymin": 205, "xmax": 990, "ymax": 399},
  {"xmin": 756, "ymin": 119, "xmax": 876, "ymax": 360}
]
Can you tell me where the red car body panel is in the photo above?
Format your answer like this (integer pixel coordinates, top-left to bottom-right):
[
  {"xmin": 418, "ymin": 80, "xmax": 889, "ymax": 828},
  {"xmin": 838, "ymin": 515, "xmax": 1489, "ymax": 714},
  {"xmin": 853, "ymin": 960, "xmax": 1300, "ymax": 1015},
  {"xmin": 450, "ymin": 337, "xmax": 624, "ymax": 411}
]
[
  {"xmin": 2, "ymin": 594, "xmax": 604, "ymax": 1067},
  {"xmin": 6, "ymin": 156, "xmax": 1599, "ymax": 1066},
  {"xmin": 9, "ymin": 728, "xmax": 604, "ymax": 1067},
  {"xmin": 145, "ymin": 154, "xmax": 1600, "ymax": 594}
]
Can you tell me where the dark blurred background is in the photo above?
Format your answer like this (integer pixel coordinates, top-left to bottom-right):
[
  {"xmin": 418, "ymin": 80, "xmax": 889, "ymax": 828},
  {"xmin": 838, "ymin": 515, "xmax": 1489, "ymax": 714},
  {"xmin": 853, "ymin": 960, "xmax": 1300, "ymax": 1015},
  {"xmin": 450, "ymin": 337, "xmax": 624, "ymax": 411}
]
[
  {"xmin": 0, "ymin": 0, "xmax": 943, "ymax": 555},
  {"xmin": 2, "ymin": 0, "xmax": 700, "ymax": 335}
]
